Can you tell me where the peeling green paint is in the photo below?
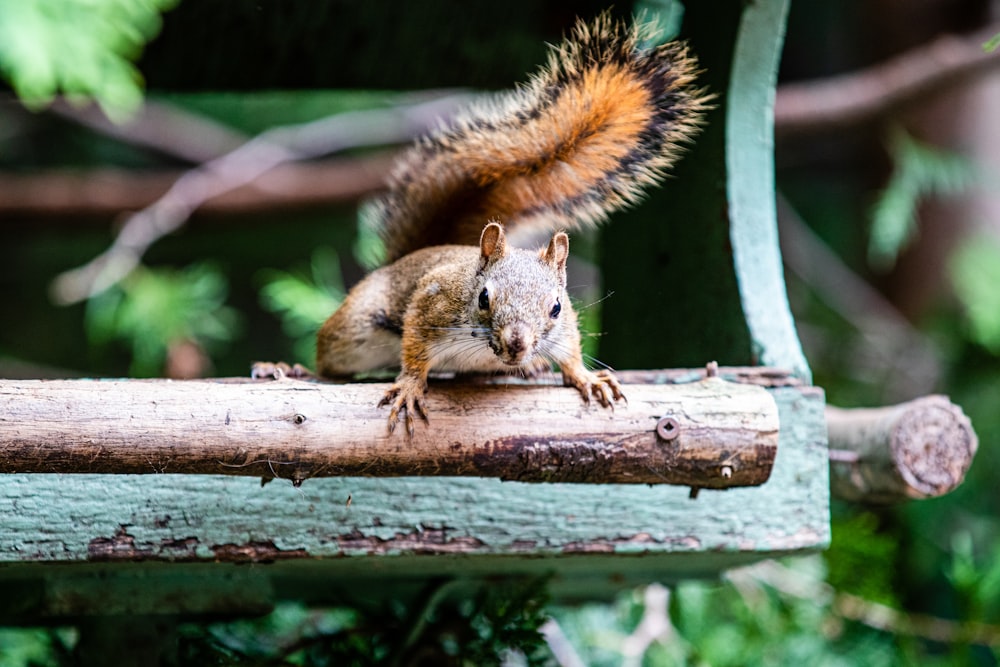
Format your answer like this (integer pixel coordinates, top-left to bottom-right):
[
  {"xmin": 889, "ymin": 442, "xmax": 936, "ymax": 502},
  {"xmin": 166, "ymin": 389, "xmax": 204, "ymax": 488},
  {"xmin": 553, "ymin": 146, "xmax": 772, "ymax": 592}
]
[{"xmin": 0, "ymin": 387, "xmax": 828, "ymax": 615}]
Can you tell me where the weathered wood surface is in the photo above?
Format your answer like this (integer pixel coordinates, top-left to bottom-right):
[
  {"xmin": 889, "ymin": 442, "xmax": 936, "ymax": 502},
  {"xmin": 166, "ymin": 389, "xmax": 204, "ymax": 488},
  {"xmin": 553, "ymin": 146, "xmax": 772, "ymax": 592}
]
[
  {"xmin": 0, "ymin": 375, "xmax": 778, "ymax": 488},
  {"xmin": 0, "ymin": 383, "xmax": 828, "ymax": 616},
  {"xmin": 827, "ymin": 395, "xmax": 977, "ymax": 503}
]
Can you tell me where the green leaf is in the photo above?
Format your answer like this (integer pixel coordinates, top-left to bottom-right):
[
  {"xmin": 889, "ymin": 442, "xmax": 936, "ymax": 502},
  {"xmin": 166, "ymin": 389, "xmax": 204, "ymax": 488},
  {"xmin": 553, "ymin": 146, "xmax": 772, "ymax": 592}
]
[
  {"xmin": 949, "ymin": 233, "xmax": 1000, "ymax": 353},
  {"xmin": 0, "ymin": 0, "xmax": 178, "ymax": 120},
  {"xmin": 258, "ymin": 249, "xmax": 344, "ymax": 366},
  {"xmin": 85, "ymin": 263, "xmax": 241, "ymax": 376},
  {"xmin": 984, "ymin": 32, "xmax": 1000, "ymax": 53},
  {"xmin": 868, "ymin": 128, "xmax": 978, "ymax": 270}
]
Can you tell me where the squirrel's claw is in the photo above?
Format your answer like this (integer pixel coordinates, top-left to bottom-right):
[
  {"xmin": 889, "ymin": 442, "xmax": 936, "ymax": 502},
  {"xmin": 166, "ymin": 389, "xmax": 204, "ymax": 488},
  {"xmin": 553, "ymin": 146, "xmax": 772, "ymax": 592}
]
[
  {"xmin": 591, "ymin": 370, "xmax": 626, "ymax": 408},
  {"xmin": 379, "ymin": 376, "xmax": 429, "ymax": 436},
  {"xmin": 564, "ymin": 368, "xmax": 626, "ymax": 409}
]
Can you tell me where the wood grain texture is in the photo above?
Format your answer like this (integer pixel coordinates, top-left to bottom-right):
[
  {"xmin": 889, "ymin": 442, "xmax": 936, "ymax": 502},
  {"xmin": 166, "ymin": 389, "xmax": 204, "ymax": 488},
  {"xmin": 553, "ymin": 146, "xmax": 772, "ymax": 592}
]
[
  {"xmin": 0, "ymin": 376, "xmax": 778, "ymax": 488},
  {"xmin": 0, "ymin": 386, "xmax": 827, "ymax": 556},
  {"xmin": 0, "ymin": 382, "xmax": 828, "ymax": 613},
  {"xmin": 827, "ymin": 395, "xmax": 977, "ymax": 503}
]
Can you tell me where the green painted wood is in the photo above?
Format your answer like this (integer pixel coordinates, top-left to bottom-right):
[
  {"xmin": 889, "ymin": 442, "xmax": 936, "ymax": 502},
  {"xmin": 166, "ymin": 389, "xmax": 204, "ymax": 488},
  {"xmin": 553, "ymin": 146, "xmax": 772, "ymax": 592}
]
[
  {"xmin": 600, "ymin": 0, "xmax": 809, "ymax": 380},
  {"xmin": 0, "ymin": 386, "xmax": 828, "ymax": 616},
  {"xmin": 726, "ymin": 0, "xmax": 809, "ymax": 380}
]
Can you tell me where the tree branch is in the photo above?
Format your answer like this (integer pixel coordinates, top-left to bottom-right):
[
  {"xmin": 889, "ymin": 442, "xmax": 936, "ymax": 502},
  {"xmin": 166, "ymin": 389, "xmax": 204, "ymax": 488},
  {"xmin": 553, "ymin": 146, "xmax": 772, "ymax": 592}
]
[
  {"xmin": 775, "ymin": 24, "xmax": 1000, "ymax": 138},
  {"xmin": 0, "ymin": 374, "xmax": 780, "ymax": 488},
  {"xmin": 732, "ymin": 559, "xmax": 1000, "ymax": 647},
  {"xmin": 0, "ymin": 154, "xmax": 396, "ymax": 217},
  {"xmin": 826, "ymin": 395, "xmax": 978, "ymax": 503},
  {"xmin": 46, "ymin": 92, "xmax": 473, "ymax": 305},
  {"xmin": 48, "ymin": 97, "xmax": 250, "ymax": 164}
]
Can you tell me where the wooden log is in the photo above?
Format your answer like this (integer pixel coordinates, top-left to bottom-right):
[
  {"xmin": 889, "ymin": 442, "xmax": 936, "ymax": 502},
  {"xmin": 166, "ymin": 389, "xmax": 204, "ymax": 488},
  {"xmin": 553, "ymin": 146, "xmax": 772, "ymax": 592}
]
[
  {"xmin": 826, "ymin": 395, "xmax": 977, "ymax": 503},
  {"xmin": 0, "ymin": 375, "xmax": 778, "ymax": 488}
]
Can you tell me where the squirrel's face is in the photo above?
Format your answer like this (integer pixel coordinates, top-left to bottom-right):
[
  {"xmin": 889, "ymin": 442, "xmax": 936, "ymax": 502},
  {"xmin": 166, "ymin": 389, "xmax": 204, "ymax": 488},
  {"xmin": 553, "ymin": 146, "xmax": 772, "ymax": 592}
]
[
  {"xmin": 472, "ymin": 250, "xmax": 569, "ymax": 369},
  {"xmin": 467, "ymin": 223, "xmax": 571, "ymax": 370}
]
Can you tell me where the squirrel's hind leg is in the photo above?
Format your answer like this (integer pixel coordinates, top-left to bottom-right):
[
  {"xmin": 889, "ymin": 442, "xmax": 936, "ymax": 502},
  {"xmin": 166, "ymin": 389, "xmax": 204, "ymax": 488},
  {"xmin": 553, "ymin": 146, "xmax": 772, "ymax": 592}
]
[{"xmin": 315, "ymin": 284, "xmax": 404, "ymax": 377}]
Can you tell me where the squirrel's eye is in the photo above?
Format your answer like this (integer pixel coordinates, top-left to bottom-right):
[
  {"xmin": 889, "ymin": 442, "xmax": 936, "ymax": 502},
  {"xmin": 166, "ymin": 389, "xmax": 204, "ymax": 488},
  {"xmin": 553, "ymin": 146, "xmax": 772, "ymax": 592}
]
[
  {"xmin": 550, "ymin": 299, "xmax": 561, "ymax": 319},
  {"xmin": 478, "ymin": 287, "xmax": 490, "ymax": 311}
]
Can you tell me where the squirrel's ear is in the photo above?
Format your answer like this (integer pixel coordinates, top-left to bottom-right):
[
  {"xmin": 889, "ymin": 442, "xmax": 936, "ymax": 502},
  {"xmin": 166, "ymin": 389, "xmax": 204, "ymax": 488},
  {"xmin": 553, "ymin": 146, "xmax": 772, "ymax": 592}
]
[
  {"xmin": 542, "ymin": 232, "xmax": 569, "ymax": 278},
  {"xmin": 479, "ymin": 222, "xmax": 507, "ymax": 263}
]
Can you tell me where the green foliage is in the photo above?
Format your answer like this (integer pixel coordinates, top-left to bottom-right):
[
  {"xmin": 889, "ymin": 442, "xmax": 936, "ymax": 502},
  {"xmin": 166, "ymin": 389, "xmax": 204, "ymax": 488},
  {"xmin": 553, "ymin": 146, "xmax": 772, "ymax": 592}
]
[
  {"xmin": 173, "ymin": 579, "xmax": 550, "ymax": 666},
  {"xmin": 0, "ymin": 628, "xmax": 73, "ymax": 667},
  {"xmin": 85, "ymin": 263, "xmax": 241, "ymax": 376},
  {"xmin": 0, "ymin": 0, "xmax": 177, "ymax": 120},
  {"xmin": 825, "ymin": 511, "xmax": 900, "ymax": 606},
  {"xmin": 984, "ymin": 32, "xmax": 1000, "ymax": 53},
  {"xmin": 868, "ymin": 128, "xmax": 978, "ymax": 271},
  {"xmin": 949, "ymin": 233, "xmax": 1000, "ymax": 354},
  {"xmin": 947, "ymin": 532, "xmax": 1000, "ymax": 626},
  {"xmin": 549, "ymin": 559, "xmax": 909, "ymax": 667},
  {"xmin": 355, "ymin": 200, "xmax": 388, "ymax": 271},
  {"xmin": 257, "ymin": 249, "xmax": 344, "ymax": 366}
]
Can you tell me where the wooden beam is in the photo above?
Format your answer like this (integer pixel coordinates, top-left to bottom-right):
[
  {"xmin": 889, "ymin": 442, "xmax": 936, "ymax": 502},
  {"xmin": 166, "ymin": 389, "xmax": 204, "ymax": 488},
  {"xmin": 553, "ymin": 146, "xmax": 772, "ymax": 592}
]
[
  {"xmin": 0, "ymin": 374, "xmax": 778, "ymax": 488},
  {"xmin": 826, "ymin": 395, "xmax": 977, "ymax": 503}
]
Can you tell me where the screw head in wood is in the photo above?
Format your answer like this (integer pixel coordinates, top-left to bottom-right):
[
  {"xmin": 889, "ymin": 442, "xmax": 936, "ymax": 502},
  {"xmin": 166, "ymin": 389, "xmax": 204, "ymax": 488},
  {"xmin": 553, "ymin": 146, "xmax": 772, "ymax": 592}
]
[{"xmin": 656, "ymin": 416, "xmax": 680, "ymax": 441}]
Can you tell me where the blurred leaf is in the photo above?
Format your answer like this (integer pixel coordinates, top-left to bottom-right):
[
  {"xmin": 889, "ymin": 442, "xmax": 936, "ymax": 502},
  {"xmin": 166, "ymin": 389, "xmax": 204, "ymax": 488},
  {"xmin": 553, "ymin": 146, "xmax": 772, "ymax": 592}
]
[
  {"xmin": 355, "ymin": 200, "xmax": 387, "ymax": 271},
  {"xmin": 0, "ymin": 0, "xmax": 178, "ymax": 120},
  {"xmin": 826, "ymin": 512, "xmax": 900, "ymax": 607},
  {"xmin": 949, "ymin": 233, "xmax": 1000, "ymax": 354},
  {"xmin": 258, "ymin": 249, "xmax": 344, "ymax": 365},
  {"xmin": 946, "ymin": 532, "xmax": 1000, "ymax": 621},
  {"xmin": 85, "ymin": 263, "xmax": 241, "ymax": 376},
  {"xmin": 869, "ymin": 128, "xmax": 978, "ymax": 271},
  {"xmin": 0, "ymin": 628, "xmax": 74, "ymax": 667},
  {"xmin": 984, "ymin": 32, "xmax": 1000, "ymax": 53}
]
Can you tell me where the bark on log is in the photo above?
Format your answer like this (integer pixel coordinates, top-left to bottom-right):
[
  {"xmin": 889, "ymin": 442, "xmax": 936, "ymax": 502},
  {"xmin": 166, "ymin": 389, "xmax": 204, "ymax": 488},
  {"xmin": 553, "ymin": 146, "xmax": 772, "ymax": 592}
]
[
  {"xmin": 0, "ymin": 375, "xmax": 779, "ymax": 488},
  {"xmin": 826, "ymin": 395, "xmax": 977, "ymax": 503}
]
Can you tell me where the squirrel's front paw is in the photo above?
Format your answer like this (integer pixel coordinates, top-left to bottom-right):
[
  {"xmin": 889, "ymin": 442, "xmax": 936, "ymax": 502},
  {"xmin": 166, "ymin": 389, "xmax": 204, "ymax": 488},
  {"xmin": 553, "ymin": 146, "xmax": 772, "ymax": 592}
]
[
  {"xmin": 378, "ymin": 376, "xmax": 429, "ymax": 436},
  {"xmin": 564, "ymin": 368, "xmax": 626, "ymax": 408}
]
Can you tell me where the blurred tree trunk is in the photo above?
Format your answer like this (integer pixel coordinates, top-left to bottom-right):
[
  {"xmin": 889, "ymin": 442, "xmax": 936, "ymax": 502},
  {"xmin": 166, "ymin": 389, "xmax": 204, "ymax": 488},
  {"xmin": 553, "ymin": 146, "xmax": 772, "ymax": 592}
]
[{"xmin": 866, "ymin": 0, "xmax": 1000, "ymax": 320}]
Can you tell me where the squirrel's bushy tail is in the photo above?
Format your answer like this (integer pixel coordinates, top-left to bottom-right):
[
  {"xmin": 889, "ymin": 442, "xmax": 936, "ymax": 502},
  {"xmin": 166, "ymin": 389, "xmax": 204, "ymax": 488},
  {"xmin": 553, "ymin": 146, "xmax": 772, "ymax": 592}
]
[{"xmin": 377, "ymin": 13, "xmax": 713, "ymax": 262}]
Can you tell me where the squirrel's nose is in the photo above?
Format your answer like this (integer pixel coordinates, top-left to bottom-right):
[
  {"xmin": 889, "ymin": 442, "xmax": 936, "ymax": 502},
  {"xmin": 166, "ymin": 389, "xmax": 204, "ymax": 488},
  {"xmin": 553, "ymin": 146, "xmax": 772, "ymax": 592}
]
[{"xmin": 499, "ymin": 322, "xmax": 535, "ymax": 364}]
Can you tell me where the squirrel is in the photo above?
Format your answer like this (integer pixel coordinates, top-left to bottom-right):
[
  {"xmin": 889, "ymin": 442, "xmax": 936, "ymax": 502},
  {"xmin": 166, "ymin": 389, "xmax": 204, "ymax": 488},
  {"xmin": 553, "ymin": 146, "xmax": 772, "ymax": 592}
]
[{"xmin": 266, "ymin": 14, "xmax": 711, "ymax": 436}]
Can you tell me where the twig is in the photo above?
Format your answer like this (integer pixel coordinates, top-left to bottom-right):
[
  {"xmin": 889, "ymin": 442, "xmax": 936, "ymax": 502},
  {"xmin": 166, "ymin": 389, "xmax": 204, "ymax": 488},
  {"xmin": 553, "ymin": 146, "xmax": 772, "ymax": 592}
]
[
  {"xmin": 539, "ymin": 619, "xmax": 587, "ymax": 667},
  {"xmin": 48, "ymin": 92, "xmax": 474, "ymax": 305},
  {"xmin": 48, "ymin": 97, "xmax": 249, "ymax": 164},
  {"xmin": 775, "ymin": 24, "xmax": 1000, "ymax": 138},
  {"xmin": 620, "ymin": 584, "xmax": 677, "ymax": 667},
  {"xmin": 731, "ymin": 559, "xmax": 1000, "ymax": 646}
]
